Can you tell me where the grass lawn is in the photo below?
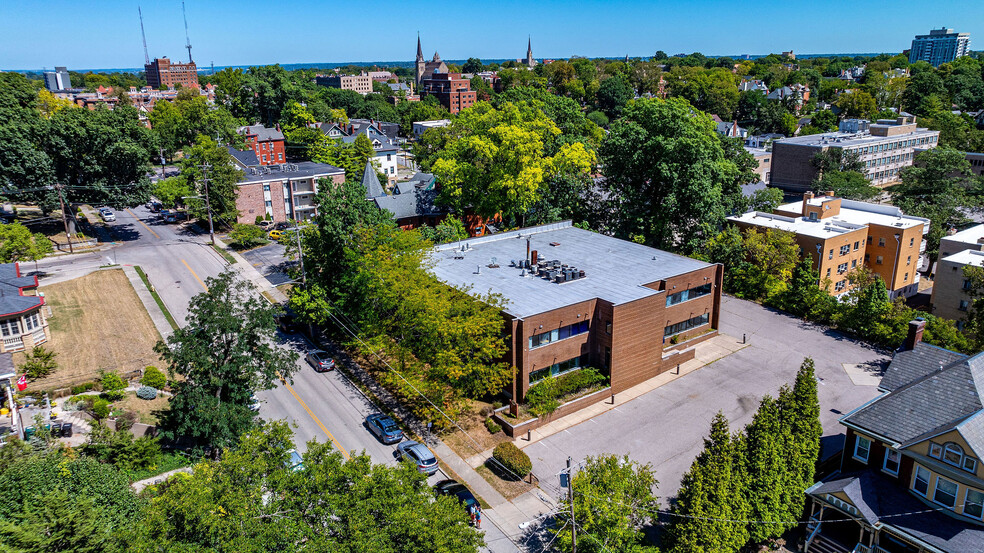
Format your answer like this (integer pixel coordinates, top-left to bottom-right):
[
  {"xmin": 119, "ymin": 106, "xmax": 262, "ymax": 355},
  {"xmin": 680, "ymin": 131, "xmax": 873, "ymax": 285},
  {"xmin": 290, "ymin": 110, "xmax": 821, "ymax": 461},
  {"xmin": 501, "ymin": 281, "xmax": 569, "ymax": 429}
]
[
  {"xmin": 475, "ymin": 464, "xmax": 536, "ymax": 502},
  {"xmin": 442, "ymin": 398, "xmax": 512, "ymax": 460},
  {"xmin": 23, "ymin": 269, "xmax": 162, "ymax": 392},
  {"xmin": 115, "ymin": 391, "xmax": 170, "ymax": 425}
]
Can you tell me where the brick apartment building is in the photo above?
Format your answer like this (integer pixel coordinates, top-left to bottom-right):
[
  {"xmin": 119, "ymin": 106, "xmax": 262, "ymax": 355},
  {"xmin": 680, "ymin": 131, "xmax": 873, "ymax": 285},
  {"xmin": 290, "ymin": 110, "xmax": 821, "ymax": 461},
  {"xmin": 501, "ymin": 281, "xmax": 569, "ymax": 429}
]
[
  {"xmin": 238, "ymin": 125, "xmax": 286, "ymax": 166},
  {"xmin": 419, "ymin": 73, "xmax": 477, "ymax": 114},
  {"xmin": 931, "ymin": 224, "xmax": 984, "ymax": 326},
  {"xmin": 227, "ymin": 129, "xmax": 344, "ymax": 223},
  {"xmin": 144, "ymin": 57, "xmax": 199, "ymax": 89},
  {"xmin": 315, "ymin": 73, "xmax": 373, "ymax": 95},
  {"xmin": 729, "ymin": 192, "xmax": 929, "ymax": 299},
  {"xmin": 770, "ymin": 115, "xmax": 940, "ymax": 192},
  {"xmin": 430, "ymin": 221, "xmax": 723, "ymax": 417}
]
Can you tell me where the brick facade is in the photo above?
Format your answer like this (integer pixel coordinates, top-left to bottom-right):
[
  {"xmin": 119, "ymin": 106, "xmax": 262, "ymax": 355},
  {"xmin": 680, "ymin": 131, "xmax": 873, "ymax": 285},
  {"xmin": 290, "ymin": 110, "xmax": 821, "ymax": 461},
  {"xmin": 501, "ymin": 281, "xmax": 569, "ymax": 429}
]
[{"xmin": 144, "ymin": 58, "xmax": 199, "ymax": 89}]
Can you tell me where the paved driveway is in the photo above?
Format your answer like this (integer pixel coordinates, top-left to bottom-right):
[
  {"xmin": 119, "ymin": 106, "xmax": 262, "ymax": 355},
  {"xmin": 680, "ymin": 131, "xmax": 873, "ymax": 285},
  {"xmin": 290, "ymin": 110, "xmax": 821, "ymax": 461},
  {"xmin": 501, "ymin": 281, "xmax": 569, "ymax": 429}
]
[{"xmin": 524, "ymin": 295, "xmax": 888, "ymax": 499}]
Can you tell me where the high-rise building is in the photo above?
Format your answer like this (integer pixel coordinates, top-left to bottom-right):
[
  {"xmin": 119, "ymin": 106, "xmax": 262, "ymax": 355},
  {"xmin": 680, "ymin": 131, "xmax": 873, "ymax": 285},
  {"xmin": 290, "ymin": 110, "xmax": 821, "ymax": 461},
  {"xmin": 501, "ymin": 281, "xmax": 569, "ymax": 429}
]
[
  {"xmin": 144, "ymin": 57, "xmax": 199, "ymax": 89},
  {"xmin": 43, "ymin": 67, "xmax": 71, "ymax": 91},
  {"xmin": 909, "ymin": 27, "xmax": 971, "ymax": 67}
]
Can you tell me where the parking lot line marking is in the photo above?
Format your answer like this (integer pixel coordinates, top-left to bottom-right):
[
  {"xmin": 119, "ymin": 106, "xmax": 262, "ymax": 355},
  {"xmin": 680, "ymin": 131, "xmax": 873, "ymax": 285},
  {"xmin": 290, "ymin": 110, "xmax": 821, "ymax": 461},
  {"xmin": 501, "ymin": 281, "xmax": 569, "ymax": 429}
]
[
  {"xmin": 180, "ymin": 259, "xmax": 208, "ymax": 291},
  {"xmin": 280, "ymin": 375, "xmax": 350, "ymax": 459},
  {"xmin": 125, "ymin": 209, "xmax": 160, "ymax": 240}
]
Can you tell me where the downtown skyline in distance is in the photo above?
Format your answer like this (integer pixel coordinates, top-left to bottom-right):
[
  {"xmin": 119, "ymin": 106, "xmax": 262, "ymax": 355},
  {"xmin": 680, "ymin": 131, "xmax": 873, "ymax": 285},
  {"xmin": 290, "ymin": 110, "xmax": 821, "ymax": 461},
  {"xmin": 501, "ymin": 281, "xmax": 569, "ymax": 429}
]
[{"xmin": 1, "ymin": 0, "xmax": 981, "ymax": 71}]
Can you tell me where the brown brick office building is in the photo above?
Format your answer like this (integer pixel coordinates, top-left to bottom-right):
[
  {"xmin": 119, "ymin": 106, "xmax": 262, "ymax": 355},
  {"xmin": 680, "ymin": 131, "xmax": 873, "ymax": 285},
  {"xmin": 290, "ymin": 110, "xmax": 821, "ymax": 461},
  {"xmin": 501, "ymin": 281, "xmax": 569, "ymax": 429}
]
[
  {"xmin": 144, "ymin": 57, "xmax": 199, "ymax": 89},
  {"xmin": 430, "ymin": 221, "xmax": 724, "ymax": 407}
]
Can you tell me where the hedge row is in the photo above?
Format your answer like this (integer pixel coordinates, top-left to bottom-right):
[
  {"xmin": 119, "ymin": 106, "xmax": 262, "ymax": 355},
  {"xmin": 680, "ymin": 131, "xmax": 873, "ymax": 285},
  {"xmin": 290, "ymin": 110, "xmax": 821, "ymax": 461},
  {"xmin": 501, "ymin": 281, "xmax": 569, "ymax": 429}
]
[{"xmin": 526, "ymin": 367, "xmax": 607, "ymax": 417}]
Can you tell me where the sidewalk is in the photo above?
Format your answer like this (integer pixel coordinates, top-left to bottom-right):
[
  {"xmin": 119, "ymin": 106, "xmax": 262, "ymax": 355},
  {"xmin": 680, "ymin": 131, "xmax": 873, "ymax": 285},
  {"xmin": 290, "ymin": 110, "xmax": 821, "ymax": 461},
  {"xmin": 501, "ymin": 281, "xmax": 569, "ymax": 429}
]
[
  {"xmin": 514, "ymin": 333, "xmax": 748, "ymax": 449},
  {"xmin": 122, "ymin": 265, "xmax": 174, "ymax": 340}
]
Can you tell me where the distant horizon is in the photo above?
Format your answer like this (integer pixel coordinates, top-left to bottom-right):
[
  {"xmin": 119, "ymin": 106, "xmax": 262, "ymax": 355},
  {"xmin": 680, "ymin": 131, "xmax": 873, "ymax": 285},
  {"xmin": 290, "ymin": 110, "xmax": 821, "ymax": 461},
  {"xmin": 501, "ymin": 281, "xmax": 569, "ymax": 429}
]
[
  {"xmin": 2, "ymin": 0, "xmax": 981, "ymax": 71},
  {"xmin": 5, "ymin": 52, "xmax": 908, "ymax": 75}
]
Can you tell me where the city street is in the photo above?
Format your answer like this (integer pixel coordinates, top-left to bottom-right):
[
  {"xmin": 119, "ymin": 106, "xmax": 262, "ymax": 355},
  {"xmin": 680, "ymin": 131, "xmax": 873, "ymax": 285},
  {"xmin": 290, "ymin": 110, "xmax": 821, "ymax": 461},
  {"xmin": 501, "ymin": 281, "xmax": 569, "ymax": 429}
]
[{"xmin": 32, "ymin": 211, "xmax": 518, "ymax": 551}]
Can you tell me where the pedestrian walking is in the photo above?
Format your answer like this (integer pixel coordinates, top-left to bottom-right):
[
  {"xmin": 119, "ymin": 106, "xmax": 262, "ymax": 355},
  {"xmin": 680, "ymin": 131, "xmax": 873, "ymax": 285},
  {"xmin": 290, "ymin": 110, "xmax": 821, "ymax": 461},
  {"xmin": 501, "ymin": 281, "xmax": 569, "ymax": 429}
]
[
  {"xmin": 475, "ymin": 506, "xmax": 482, "ymax": 529},
  {"xmin": 469, "ymin": 505, "xmax": 476, "ymax": 527}
]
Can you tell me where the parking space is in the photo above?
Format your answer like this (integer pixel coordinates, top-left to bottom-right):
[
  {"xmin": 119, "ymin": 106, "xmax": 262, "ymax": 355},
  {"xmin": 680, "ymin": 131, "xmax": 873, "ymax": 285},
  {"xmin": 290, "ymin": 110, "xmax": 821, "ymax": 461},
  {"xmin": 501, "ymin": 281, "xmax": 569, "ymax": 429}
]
[{"xmin": 524, "ymin": 295, "xmax": 888, "ymax": 499}]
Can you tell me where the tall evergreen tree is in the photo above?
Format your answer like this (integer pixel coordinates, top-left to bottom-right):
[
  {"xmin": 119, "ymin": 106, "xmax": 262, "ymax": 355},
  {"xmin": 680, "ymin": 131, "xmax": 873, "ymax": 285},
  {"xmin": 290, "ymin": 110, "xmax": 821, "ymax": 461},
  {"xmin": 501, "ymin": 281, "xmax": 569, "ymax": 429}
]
[
  {"xmin": 743, "ymin": 395, "xmax": 795, "ymax": 542},
  {"xmin": 666, "ymin": 412, "xmax": 750, "ymax": 553},
  {"xmin": 787, "ymin": 358, "xmax": 823, "ymax": 497}
]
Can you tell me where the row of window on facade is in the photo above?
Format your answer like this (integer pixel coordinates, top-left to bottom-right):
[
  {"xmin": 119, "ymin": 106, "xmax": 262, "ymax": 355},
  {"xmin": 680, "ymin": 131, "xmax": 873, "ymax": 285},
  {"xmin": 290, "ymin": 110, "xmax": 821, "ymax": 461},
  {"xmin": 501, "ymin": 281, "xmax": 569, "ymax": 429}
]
[
  {"xmin": 529, "ymin": 320, "xmax": 590, "ymax": 349},
  {"xmin": 0, "ymin": 314, "xmax": 41, "ymax": 337},
  {"xmin": 664, "ymin": 313, "xmax": 709, "ymax": 341},
  {"xmin": 529, "ymin": 354, "xmax": 589, "ymax": 383},
  {"xmin": 665, "ymin": 283, "xmax": 712, "ymax": 307},
  {"xmin": 843, "ymin": 135, "xmax": 937, "ymax": 158},
  {"xmin": 854, "ymin": 435, "xmax": 984, "ymax": 520},
  {"xmin": 864, "ymin": 152, "xmax": 913, "ymax": 168}
]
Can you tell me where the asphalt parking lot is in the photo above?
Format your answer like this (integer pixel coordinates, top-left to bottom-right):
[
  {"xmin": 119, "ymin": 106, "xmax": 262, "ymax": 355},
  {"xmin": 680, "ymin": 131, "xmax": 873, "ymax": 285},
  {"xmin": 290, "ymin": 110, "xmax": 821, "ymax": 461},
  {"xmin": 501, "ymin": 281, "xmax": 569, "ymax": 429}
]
[{"xmin": 525, "ymin": 295, "xmax": 888, "ymax": 499}]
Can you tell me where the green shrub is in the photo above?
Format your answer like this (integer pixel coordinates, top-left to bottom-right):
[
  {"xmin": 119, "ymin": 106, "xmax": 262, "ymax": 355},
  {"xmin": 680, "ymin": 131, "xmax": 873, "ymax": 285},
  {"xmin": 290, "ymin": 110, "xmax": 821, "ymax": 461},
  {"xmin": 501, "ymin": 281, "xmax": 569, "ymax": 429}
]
[
  {"xmin": 136, "ymin": 386, "xmax": 157, "ymax": 400},
  {"xmin": 526, "ymin": 368, "xmax": 607, "ymax": 417},
  {"xmin": 140, "ymin": 366, "xmax": 167, "ymax": 389},
  {"xmin": 484, "ymin": 418, "xmax": 502, "ymax": 435},
  {"xmin": 492, "ymin": 442, "xmax": 532, "ymax": 479},
  {"xmin": 70, "ymin": 382, "xmax": 98, "ymax": 395},
  {"xmin": 20, "ymin": 346, "xmax": 58, "ymax": 379},
  {"xmin": 92, "ymin": 398, "xmax": 110, "ymax": 419},
  {"xmin": 254, "ymin": 215, "xmax": 264, "ymax": 225},
  {"xmin": 100, "ymin": 371, "xmax": 127, "ymax": 402}
]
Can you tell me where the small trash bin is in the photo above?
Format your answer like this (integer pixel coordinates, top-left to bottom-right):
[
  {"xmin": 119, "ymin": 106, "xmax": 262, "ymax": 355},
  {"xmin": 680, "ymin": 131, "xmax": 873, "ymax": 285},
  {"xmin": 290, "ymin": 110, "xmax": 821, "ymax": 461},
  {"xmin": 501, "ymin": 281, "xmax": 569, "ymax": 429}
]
[
  {"xmin": 24, "ymin": 427, "xmax": 35, "ymax": 440},
  {"xmin": 61, "ymin": 422, "xmax": 73, "ymax": 437},
  {"xmin": 50, "ymin": 421, "xmax": 62, "ymax": 438}
]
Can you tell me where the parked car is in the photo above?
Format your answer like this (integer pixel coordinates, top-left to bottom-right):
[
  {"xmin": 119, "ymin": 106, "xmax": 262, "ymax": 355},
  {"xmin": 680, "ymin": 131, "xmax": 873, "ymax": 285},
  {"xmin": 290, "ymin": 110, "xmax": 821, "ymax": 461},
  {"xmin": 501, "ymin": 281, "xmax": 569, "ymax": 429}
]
[
  {"xmin": 268, "ymin": 229, "xmax": 285, "ymax": 241},
  {"xmin": 434, "ymin": 479, "xmax": 479, "ymax": 512},
  {"xmin": 99, "ymin": 208, "xmax": 116, "ymax": 222},
  {"xmin": 285, "ymin": 449, "xmax": 304, "ymax": 472},
  {"xmin": 365, "ymin": 413, "xmax": 404, "ymax": 444},
  {"xmin": 396, "ymin": 440, "xmax": 439, "ymax": 475},
  {"xmin": 276, "ymin": 311, "xmax": 301, "ymax": 333},
  {"xmin": 161, "ymin": 209, "xmax": 178, "ymax": 223},
  {"xmin": 274, "ymin": 221, "xmax": 293, "ymax": 231},
  {"xmin": 257, "ymin": 220, "xmax": 274, "ymax": 231},
  {"xmin": 305, "ymin": 349, "xmax": 335, "ymax": 372},
  {"xmin": 147, "ymin": 201, "xmax": 162, "ymax": 213}
]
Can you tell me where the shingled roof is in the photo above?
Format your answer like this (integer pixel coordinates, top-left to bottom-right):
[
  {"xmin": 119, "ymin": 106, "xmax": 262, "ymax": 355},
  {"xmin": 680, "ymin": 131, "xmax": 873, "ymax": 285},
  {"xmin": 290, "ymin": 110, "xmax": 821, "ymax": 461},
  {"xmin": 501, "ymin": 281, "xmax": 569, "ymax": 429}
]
[
  {"xmin": 843, "ymin": 346, "xmax": 984, "ymax": 456},
  {"xmin": 0, "ymin": 263, "xmax": 42, "ymax": 317},
  {"xmin": 362, "ymin": 161, "xmax": 385, "ymax": 199}
]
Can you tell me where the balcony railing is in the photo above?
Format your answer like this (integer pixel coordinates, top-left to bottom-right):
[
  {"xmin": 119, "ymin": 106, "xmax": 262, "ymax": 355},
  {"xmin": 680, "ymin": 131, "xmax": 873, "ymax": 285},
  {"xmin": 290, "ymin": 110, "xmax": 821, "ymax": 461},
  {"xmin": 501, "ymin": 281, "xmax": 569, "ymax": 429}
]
[
  {"xmin": 2, "ymin": 336, "xmax": 24, "ymax": 352},
  {"xmin": 31, "ymin": 329, "xmax": 47, "ymax": 345}
]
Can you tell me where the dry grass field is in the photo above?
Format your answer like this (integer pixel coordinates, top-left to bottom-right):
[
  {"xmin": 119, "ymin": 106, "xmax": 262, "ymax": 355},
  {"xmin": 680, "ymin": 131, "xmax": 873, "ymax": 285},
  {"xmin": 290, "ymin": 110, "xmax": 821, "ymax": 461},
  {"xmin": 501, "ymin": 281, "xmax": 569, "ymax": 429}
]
[{"xmin": 19, "ymin": 269, "xmax": 162, "ymax": 391}]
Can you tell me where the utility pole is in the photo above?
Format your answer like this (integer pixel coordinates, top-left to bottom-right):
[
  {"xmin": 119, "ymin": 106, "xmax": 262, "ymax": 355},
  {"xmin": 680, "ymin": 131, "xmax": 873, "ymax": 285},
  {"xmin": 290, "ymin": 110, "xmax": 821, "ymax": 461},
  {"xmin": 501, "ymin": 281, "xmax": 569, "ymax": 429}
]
[
  {"xmin": 199, "ymin": 162, "xmax": 215, "ymax": 245},
  {"xmin": 567, "ymin": 456, "xmax": 576, "ymax": 553},
  {"xmin": 289, "ymin": 224, "xmax": 306, "ymax": 285},
  {"xmin": 54, "ymin": 184, "xmax": 73, "ymax": 254}
]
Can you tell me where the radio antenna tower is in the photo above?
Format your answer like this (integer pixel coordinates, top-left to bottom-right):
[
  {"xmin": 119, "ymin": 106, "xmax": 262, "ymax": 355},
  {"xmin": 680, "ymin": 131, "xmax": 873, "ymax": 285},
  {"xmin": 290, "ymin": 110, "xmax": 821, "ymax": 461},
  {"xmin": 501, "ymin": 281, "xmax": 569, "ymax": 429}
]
[
  {"xmin": 182, "ymin": 1, "xmax": 193, "ymax": 63},
  {"xmin": 138, "ymin": 6, "xmax": 150, "ymax": 65}
]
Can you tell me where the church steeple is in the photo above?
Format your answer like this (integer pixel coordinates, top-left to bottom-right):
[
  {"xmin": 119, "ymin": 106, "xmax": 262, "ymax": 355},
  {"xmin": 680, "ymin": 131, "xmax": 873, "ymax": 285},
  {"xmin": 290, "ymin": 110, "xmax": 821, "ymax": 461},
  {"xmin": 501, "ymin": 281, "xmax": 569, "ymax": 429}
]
[
  {"xmin": 416, "ymin": 33, "xmax": 423, "ymax": 62},
  {"xmin": 526, "ymin": 36, "xmax": 534, "ymax": 67}
]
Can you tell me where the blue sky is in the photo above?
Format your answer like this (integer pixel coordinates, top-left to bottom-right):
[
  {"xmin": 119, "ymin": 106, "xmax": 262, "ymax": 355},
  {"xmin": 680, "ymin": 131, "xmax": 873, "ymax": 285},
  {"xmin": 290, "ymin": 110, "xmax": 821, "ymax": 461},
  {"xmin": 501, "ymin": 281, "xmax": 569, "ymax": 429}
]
[{"xmin": 1, "ymin": 0, "xmax": 981, "ymax": 70}]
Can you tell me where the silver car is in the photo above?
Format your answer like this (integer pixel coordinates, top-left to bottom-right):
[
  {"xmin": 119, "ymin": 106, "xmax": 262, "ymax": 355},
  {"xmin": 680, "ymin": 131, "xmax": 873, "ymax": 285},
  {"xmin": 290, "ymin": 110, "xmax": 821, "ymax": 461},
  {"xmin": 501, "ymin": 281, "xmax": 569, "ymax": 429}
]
[
  {"xmin": 99, "ymin": 208, "xmax": 116, "ymax": 222},
  {"xmin": 397, "ymin": 440, "xmax": 439, "ymax": 475}
]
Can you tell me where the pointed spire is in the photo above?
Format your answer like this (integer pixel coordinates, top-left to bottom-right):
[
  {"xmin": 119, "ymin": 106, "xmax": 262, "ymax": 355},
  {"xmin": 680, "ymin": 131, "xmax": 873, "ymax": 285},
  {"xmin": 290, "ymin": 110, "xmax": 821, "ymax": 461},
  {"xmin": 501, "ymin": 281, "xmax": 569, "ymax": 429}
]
[
  {"xmin": 416, "ymin": 33, "xmax": 423, "ymax": 62},
  {"xmin": 527, "ymin": 36, "xmax": 532, "ymax": 57},
  {"xmin": 362, "ymin": 159, "xmax": 384, "ymax": 199}
]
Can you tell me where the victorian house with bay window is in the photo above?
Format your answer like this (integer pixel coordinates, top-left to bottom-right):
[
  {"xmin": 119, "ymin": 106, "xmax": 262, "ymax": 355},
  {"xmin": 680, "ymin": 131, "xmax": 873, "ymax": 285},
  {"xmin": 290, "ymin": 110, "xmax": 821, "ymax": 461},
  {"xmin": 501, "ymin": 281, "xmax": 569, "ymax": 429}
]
[
  {"xmin": 0, "ymin": 263, "xmax": 49, "ymax": 353},
  {"xmin": 804, "ymin": 320, "xmax": 984, "ymax": 553}
]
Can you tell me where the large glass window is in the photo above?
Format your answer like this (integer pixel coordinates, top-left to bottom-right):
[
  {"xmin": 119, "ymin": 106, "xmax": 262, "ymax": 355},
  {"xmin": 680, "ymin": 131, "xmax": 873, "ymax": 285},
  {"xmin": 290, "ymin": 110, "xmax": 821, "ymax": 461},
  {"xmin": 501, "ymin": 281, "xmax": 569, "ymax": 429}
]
[
  {"xmin": 529, "ymin": 354, "xmax": 588, "ymax": 383},
  {"xmin": 0, "ymin": 319, "xmax": 19, "ymax": 337},
  {"xmin": 965, "ymin": 489, "xmax": 984, "ymax": 519},
  {"xmin": 914, "ymin": 466, "xmax": 930, "ymax": 495},
  {"xmin": 934, "ymin": 477, "xmax": 958, "ymax": 508},
  {"xmin": 665, "ymin": 283, "xmax": 712, "ymax": 307},
  {"xmin": 664, "ymin": 313, "xmax": 709, "ymax": 339},
  {"xmin": 529, "ymin": 321, "xmax": 589, "ymax": 349},
  {"xmin": 854, "ymin": 435, "xmax": 871, "ymax": 462},
  {"xmin": 944, "ymin": 443, "xmax": 964, "ymax": 466}
]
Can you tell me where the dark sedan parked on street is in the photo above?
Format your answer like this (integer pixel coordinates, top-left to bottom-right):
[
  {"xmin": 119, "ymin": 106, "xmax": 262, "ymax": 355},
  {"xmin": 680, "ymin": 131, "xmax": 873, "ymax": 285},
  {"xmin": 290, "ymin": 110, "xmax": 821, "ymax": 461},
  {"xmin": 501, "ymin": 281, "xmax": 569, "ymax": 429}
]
[
  {"xmin": 434, "ymin": 479, "xmax": 479, "ymax": 512},
  {"xmin": 365, "ymin": 413, "xmax": 404, "ymax": 444}
]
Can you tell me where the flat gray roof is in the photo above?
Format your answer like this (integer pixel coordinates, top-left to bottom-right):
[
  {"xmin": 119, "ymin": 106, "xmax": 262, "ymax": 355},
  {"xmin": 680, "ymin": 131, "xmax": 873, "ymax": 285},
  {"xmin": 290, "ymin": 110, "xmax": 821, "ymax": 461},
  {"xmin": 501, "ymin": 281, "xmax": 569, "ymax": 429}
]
[
  {"xmin": 429, "ymin": 221, "xmax": 713, "ymax": 319},
  {"xmin": 776, "ymin": 127, "xmax": 938, "ymax": 149}
]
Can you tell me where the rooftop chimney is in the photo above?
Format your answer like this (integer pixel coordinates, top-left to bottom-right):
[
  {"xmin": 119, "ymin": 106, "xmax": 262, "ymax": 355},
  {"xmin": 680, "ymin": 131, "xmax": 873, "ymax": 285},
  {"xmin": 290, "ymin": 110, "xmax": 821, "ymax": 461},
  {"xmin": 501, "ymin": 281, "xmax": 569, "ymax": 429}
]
[
  {"xmin": 531, "ymin": 250, "xmax": 538, "ymax": 265},
  {"xmin": 802, "ymin": 191, "xmax": 815, "ymax": 216},
  {"xmin": 904, "ymin": 319, "xmax": 926, "ymax": 351}
]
